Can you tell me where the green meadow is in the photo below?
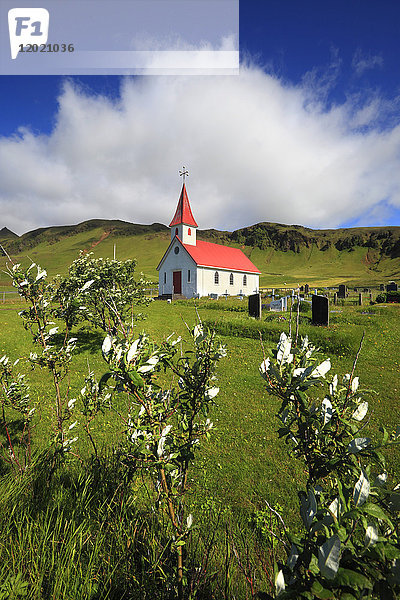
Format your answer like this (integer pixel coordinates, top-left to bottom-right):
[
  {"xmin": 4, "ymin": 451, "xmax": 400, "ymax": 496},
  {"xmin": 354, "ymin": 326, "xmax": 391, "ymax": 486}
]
[
  {"xmin": 2, "ymin": 219, "xmax": 400, "ymax": 291},
  {"xmin": 0, "ymin": 223, "xmax": 399, "ymax": 597},
  {"xmin": 0, "ymin": 279, "xmax": 399, "ymax": 597}
]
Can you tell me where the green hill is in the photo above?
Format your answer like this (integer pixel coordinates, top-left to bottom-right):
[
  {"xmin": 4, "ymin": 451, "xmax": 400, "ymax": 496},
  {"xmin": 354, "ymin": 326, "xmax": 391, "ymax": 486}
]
[
  {"xmin": 0, "ymin": 227, "xmax": 18, "ymax": 240},
  {"xmin": 1, "ymin": 219, "xmax": 400, "ymax": 289}
]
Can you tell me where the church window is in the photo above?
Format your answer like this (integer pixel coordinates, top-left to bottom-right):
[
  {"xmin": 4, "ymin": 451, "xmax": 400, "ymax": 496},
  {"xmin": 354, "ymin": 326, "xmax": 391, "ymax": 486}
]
[
  {"xmin": 188, "ymin": 269, "xmax": 191, "ymax": 282},
  {"xmin": 188, "ymin": 228, "xmax": 191, "ymax": 236},
  {"xmin": 214, "ymin": 271, "xmax": 219, "ymax": 284},
  {"xmin": 174, "ymin": 246, "xmax": 179, "ymax": 255},
  {"xmin": 243, "ymin": 274, "xmax": 247, "ymax": 286},
  {"xmin": 175, "ymin": 228, "xmax": 178, "ymax": 236},
  {"xmin": 229, "ymin": 273, "xmax": 234, "ymax": 285},
  {"xmin": 164, "ymin": 272, "xmax": 166, "ymax": 284}
]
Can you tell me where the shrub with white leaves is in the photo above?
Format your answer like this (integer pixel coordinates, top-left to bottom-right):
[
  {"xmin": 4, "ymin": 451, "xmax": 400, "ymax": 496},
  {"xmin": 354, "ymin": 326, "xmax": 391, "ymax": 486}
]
[
  {"xmin": 259, "ymin": 332, "xmax": 400, "ymax": 599},
  {"xmin": 97, "ymin": 320, "xmax": 225, "ymax": 596}
]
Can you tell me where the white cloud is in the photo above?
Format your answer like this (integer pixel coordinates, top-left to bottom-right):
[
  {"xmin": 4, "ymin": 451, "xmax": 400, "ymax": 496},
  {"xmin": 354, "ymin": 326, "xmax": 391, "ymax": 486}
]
[
  {"xmin": 1, "ymin": 64, "xmax": 400, "ymax": 235},
  {"xmin": 352, "ymin": 49, "xmax": 384, "ymax": 76}
]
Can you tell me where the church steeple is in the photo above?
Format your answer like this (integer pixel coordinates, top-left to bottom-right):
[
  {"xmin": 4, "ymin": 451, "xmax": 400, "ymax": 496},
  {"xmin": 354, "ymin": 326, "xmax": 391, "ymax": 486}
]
[{"xmin": 169, "ymin": 168, "xmax": 197, "ymax": 245}]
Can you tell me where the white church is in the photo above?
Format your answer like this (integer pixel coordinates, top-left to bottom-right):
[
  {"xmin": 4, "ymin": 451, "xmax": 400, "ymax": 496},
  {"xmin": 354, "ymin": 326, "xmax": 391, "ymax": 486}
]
[{"xmin": 157, "ymin": 176, "xmax": 260, "ymax": 299}]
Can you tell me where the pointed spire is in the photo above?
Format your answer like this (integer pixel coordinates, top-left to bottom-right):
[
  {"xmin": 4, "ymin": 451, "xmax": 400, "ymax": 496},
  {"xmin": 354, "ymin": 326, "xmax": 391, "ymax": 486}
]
[{"xmin": 169, "ymin": 183, "xmax": 198, "ymax": 228}]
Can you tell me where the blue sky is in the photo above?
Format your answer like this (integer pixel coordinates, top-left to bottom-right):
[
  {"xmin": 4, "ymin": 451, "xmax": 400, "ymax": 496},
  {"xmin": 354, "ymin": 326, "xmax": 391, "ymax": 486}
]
[{"xmin": 1, "ymin": 0, "xmax": 400, "ymax": 234}]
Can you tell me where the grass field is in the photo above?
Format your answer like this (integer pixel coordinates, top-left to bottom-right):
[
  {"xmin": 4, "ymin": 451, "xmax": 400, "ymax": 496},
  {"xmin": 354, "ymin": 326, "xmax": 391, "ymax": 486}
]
[
  {"xmin": 2, "ymin": 294, "xmax": 399, "ymax": 491},
  {"xmin": 0, "ymin": 283, "xmax": 399, "ymax": 597},
  {"xmin": 2, "ymin": 222, "xmax": 400, "ymax": 292}
]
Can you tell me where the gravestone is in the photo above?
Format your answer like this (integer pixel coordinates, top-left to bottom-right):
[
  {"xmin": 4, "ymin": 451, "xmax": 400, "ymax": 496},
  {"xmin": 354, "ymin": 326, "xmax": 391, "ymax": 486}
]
[
  {"xmin": 300, "ymin": 285, "xmax": 304, "ymax": 292},
  {"xmin": 386, "ymin": 282, "xmax": 398, "ymax": 292},
  {"xmin": 248, "ymin": 293, "xmax": 262, "ymax": 319},
  {"xmin": 358, "ymin": 293, "xmax": 363, "ymax": 306},
  {"xmin": 312, "ymin": 295, "xmax": 329, "ymax": 326},
  {"xmin": 270, "ymin": 298, "xmax": 284, "ymax": 311},
  {"xmin": 304, "ymin": 284, "xmax": 309, "ymax": 294},
  {"xmin": 338, "ymin": 284, "xmax": 346, "ymax": 298},
  {"xmin": 369, "ymin": 293, "xmax": 373, "ymax": 302},
  {"xmin": 333, "ymin": 292, "xmax": 337, "ymax": 305}
]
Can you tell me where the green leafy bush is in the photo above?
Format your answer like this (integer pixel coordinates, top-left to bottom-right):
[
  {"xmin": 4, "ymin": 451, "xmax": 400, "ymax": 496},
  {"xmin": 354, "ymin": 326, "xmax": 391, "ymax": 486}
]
[{"xmin": 259, "ymin": 332, "xmax": 400, "ymax": 599}]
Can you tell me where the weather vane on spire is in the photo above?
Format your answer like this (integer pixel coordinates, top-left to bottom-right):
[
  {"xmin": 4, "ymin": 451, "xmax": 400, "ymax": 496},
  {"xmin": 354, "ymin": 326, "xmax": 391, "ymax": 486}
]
[{"xmin": 179, "ymin": 166, "xmax": 189, "ymax": 183}]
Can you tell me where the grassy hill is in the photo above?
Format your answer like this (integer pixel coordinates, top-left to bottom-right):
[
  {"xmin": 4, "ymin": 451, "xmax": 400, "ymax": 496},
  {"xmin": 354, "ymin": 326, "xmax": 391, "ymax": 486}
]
[{"xmin": 1, "ymin": 218, "xmax": 400, "ymax": 289}]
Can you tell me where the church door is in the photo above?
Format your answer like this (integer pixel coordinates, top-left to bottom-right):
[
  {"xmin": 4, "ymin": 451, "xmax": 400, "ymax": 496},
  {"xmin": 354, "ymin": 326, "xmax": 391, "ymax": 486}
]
[{"xmin": 173, "ymin": 271, "xmax": 182, "ymax": 294}]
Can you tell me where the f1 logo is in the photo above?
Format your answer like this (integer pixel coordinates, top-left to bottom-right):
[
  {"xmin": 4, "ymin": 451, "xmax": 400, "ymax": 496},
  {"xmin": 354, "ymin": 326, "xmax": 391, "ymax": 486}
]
[{"xmin": 8, "ymin": 8, "xmax": 49, "ymax": 59}]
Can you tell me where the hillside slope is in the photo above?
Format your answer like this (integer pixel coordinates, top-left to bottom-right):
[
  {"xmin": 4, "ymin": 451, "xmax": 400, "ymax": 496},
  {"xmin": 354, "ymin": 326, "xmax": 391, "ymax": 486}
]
[{"xmin": 1, "ymin": 219, "xmax": 399, "ymax": 288}]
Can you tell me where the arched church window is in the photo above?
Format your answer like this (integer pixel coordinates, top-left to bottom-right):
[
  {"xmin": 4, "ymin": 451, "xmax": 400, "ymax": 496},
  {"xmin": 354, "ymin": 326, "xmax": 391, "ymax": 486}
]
[
  {"xmin": 229, "ymin": 273, "xmax": 234, "ymax": 285},
  {"xmin": 214, "ymin": 271, "xmax": 219, "ymax": 284},
  {"xmin": 243, "ymin": 274, "xmax": 247, "ymax": 286},
  {"xmin": 164, "ymin": 272, "xmax": 166, "ymax": 284},
  {"xmin": 188, "ymin": 228, "xmax": 191, "ymax": 236},
  {"xmin": 174, "ymin": 246, "xmax": 179, "ymax": 255},
  {"xmin": 175, "ymin": 228, "xmax": 178, "ymax": 237}
]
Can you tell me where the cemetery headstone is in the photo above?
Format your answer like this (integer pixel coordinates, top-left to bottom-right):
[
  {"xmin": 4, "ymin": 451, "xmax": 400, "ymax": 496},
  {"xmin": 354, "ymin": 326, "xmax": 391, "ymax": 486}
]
[
  {"xmin": 312, "ymin": 295, "xmax": 329, "ymax": 326},
  {"xmin": 333, "ymin": 292, "xmax": 337, "ymax": 305},
  {"xmin": 300, "ymin": 285, "xmax": 304, "ymax": 292},
  {"xmin": 358, "ymin": 293, "xmax": 363, "ymax": 306},
  {"xmin": 248, "ymin": 293, "xmax": 262, "ymax": 319},
  {"xmin": 386, "ymin": 282, "xmax": 398, "ymax": 292},
  {"xmin": 304, "ymin": 284, "xmax": 309, "ymax": 294},
  {"xmin": 270, "ymin": 298, "xmax": 284, "ymax": 312},
  {"xmin": 338, "ymin": 284, "xmax": 346, "ymax": 298}
]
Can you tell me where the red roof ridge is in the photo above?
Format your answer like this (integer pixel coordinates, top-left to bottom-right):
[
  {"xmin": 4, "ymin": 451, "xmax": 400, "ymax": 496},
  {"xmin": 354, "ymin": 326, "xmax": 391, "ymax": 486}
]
[
  {"xmin": 182, "ymin": 239, "xmax": 261, "ymax": 274},
  {"xmin": 169, "ymin": 183, "xmax": 198, "ymax": 228}
]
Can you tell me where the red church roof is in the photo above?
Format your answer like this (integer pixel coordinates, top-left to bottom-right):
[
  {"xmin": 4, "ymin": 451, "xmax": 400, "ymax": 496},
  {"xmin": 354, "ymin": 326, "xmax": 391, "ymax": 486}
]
[
  {"xmin": 169, "ymin": 183, "xmax": 198, "ymax": 227},
  {"xmin": 183, "ymin": 240, "xmax": 261, "ymax": 273}
]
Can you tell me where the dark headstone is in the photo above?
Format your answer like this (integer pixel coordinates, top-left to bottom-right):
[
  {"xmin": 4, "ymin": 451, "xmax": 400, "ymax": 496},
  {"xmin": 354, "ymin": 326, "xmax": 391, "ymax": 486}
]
[
  {"xmin": 333, "ymin": 292, "xmax": 337, "ymax": 305},
  {"xmin": 386, "ymin": 282, "xmax": 398, "ymax": 292},
  {"xmin": 358, "ymin": 293, "xmax": 363, "ymax": 306},
  {"xmin": 248, "ymin": 293, "xmax": 262, "ymax": 319},
  {"xmin": 338, "ymin": 285, "xmax": 346, "ymax": 298},
  {"xmin": 304, "ymin": 284, "xmax": 309, "ymax": 294},
  {"xmin": 363, "ymin": 288, "xmax": 369, "ymax": 293},
  {"xmin": 312, "ymin": 295, "xmax": 329, "ymax": 326},
  {"xmin": 300, "ymin": 285, "xmax": 304, "ymax": 292}
]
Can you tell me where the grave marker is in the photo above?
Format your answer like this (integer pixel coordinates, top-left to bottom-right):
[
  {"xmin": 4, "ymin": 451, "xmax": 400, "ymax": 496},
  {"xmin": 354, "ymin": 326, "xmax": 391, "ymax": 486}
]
[
  {"xmin": 248, "ymin": 293, "xmax": 262, "ymax": 319},
  {"xmin": 304, "ymin": 284, "xmax": 309, "ymax": 294},
  {"xmin": 311, "ymin": 295, "xmax": 329, "ymax": 326},
  {"xmin": 338, "ymin": 284, "xmax": 346, "ymax": 298},
  {"xmin": 270, "ymin": 298, "xmax": 284, "ymax": 311},
  {"xmin": 312, "ymin": 295, "xmax": 329, "ymax": 326},
  {"xmin": 386, "ymin": 282, "xmax": 398, "ymax": 292}
]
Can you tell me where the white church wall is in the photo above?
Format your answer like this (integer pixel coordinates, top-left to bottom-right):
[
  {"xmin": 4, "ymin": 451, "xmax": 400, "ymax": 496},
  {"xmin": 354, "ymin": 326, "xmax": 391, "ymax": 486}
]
[
  {"xmin": 197, "ymin": 267, "xmax": 259, "ymax": 297},
  {"xmin": 158, "ymin": 240, "xmax": 197, "ymax": 297}
]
